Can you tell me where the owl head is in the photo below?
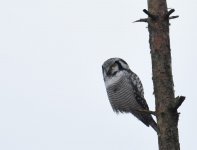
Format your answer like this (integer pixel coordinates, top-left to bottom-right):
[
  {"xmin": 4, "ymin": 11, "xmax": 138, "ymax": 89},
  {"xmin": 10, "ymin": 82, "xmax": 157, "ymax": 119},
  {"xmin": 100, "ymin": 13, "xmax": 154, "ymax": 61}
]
[{"xmin": 102, "ymin": 58, "xmax": 130, "ymax": 80}]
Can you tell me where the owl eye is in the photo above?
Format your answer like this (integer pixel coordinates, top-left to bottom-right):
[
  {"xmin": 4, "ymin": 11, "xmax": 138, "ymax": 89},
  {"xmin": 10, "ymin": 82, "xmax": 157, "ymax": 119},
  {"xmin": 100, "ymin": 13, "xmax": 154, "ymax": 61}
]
[
  {"xmin": 106, "ymin": 64, "xmax": 117, "ymax": 75},
  {"xmin": 111, "ymin": 63, "xmax": 117, "ymax": 69}
]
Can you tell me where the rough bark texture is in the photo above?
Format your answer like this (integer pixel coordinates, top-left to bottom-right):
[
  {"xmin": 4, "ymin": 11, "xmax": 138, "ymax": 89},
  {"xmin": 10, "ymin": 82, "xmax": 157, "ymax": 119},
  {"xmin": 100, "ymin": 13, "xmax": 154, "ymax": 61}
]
[{"xmin": 147, "ymin": 0, "xmax": 181, "ymax": 150}]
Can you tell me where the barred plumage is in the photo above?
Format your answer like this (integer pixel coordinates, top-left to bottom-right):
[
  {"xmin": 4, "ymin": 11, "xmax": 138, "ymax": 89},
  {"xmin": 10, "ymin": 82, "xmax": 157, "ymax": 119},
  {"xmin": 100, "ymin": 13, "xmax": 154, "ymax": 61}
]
[{"xmin": 102, "ymin": 58, "xmax": 158, "ymax": 133}]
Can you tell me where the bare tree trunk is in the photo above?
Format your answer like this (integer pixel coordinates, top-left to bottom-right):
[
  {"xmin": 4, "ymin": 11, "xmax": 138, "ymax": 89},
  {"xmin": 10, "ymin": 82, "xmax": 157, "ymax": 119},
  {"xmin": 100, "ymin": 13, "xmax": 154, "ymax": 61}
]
[{"xmin": 135, "ymin": 0, "xmax": 185, "ymax": 150}]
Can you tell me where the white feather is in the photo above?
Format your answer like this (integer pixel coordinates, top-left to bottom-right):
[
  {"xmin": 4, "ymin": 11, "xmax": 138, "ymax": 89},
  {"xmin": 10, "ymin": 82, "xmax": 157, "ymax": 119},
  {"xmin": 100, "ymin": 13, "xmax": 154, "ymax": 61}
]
[{"xmin": 105, "ymin": 71, "xmax": 125, "ymax": 88}]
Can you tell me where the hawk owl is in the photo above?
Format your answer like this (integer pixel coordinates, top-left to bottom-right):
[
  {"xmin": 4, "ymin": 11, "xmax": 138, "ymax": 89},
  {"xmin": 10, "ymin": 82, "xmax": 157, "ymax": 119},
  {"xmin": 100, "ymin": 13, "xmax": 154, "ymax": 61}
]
[{"xmin": 102, "ymin": 57, "xmax": 158, "ymax": 132}]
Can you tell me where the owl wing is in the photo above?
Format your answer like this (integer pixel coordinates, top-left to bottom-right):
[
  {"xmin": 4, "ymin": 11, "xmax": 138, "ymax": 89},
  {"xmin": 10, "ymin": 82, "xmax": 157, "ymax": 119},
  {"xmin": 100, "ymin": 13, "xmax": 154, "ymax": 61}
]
[
  {"xmin": 133, "ymin": 91, "xmax": 149, "ymax": 110},
  {"xmin": 128, "ymin": 70, "xmax": 149, "ymax": 110},
  {"xmin": 129, "ymin": 70, "xmax": 144, "ymax": 97}
]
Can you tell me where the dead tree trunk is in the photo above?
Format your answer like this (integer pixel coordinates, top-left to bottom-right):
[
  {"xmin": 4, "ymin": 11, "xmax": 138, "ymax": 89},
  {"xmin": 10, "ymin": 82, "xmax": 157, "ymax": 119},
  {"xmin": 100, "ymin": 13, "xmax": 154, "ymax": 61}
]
[
  {"xmin": 135, "ymin": 0, "xmax": 185, "ymax": 150},
  {"xmin": 147, "ymin": 1, "xmax": 185, "ymax": 150}
]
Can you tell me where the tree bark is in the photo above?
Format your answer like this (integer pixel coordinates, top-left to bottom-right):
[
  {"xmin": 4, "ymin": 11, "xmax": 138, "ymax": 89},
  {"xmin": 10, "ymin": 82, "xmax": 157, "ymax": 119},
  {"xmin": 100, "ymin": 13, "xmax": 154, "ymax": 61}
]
[{"xmin": 145, "ymin": 0, "xmax": 184, "ymax": 150}]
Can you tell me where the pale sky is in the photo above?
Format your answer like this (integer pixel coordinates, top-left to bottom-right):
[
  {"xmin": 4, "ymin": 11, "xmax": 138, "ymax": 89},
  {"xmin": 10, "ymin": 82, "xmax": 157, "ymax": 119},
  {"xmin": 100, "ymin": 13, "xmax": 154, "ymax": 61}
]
[{"xmin": 0, "ymin": 0, "xmax": 196, "ymax": 150}]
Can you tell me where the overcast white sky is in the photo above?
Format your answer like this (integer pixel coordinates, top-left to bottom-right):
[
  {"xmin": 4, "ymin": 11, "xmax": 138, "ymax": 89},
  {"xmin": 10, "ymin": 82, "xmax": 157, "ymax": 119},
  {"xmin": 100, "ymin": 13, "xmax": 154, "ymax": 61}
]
[{"xmin": 0, "ymin": 0, "xmax": 196, "ymax": 150}]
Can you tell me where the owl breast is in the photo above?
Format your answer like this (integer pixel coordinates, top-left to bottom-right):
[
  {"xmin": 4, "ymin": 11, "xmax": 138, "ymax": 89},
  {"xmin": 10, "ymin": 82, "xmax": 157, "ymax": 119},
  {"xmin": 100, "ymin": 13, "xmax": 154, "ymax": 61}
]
[{"xmin": 105, "ymin": 71, "xmax": 141, "ymax": 113}]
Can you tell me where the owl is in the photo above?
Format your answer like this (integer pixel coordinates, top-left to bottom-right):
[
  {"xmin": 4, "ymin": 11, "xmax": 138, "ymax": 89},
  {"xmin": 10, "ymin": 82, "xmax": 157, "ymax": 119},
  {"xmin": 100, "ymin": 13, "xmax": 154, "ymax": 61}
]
[{"xmin": 102, "ymin": 58, "xmax": 158, "ymax": 132}]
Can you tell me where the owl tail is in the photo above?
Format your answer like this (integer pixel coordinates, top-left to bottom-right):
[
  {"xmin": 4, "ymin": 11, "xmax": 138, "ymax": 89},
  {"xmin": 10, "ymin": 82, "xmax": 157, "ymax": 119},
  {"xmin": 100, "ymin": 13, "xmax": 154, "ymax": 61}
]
[{"xmin": 150, "ymin": 120, "xmax": 159, "ymax": 133}]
